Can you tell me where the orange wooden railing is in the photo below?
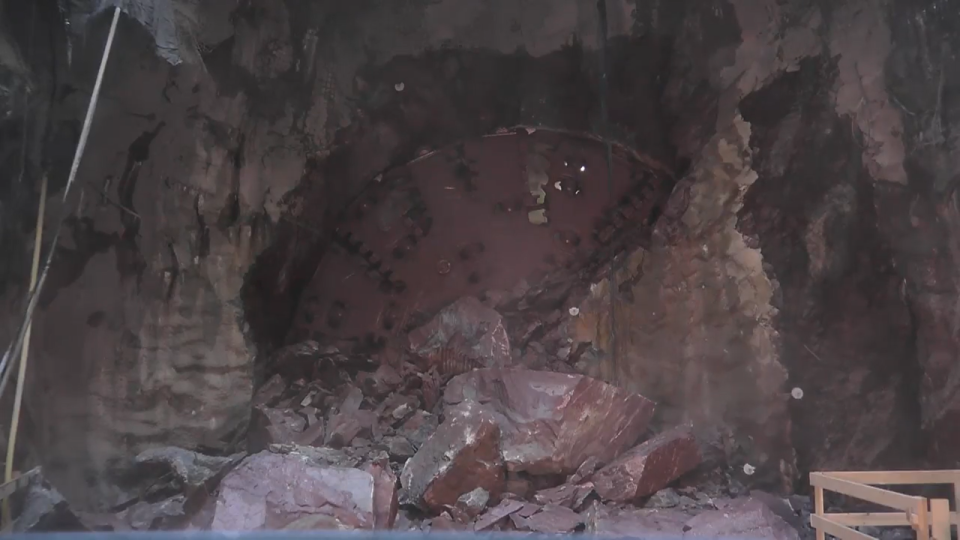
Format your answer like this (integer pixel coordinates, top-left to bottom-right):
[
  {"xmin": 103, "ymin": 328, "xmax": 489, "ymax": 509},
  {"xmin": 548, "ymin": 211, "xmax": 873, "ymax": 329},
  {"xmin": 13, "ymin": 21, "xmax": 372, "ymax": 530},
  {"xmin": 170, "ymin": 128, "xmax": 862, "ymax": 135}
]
[{"xmin": 810, "ymin": 470, "xmax": 960, "ymax": 540}]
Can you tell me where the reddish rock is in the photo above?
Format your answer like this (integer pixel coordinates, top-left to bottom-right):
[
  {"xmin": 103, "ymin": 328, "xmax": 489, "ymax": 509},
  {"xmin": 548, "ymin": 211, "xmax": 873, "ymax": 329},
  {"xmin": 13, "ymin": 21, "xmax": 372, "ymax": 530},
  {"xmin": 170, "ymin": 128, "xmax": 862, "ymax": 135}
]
[
  {"xmin": 377, "ymin": 393, "xmax": 419, "ymax": 424},
  {"xmin": 534, "ymin": 482, "xmax": 594, "ymax": 509},
  {"xmin": 325, "ymin": 410, "xmax": 376, "ymax": 448},
  {"xmin": 364, "ymin": 462, "xmax": 398, "ymax": 529},
  {"xmin": 252, "ymin": 374, "xmax": 288, "ymax": 407},
  {"xmin": 443, "ymin": 368, "xmax": 655, "ymax": 475},
  {"xmin": 592, "ymin": 425, "xmax": 701, "ymax": 502},
  {"xmin": 211, "ymin": 452, "xmax": 376, "ymax": 530},
  {"xmin": 249, "ymin": 406, "xmax": 306, "ymax": 451},
  {"xmin": 473, "ymin": 499, "xmax": 525, "ymax": 531},
  {"xmin": 356, "ymin": 364, "xmax": 402, "ymax": 398},
  {"xmin": 408, "ymin": 297, "xmax": 512, "ymax": 368},
  {"xmin": 523, "ymin": 505, "xmax": 583, "ymax": 534},
  {"xmin": 399, "ymin": 400, "xmax": 504, "ymax": 512},
  {"xmin": 296, "ymin": 419, "xmax": 325, "ymax": 446},
  {"xmin": 398, "ymin": 410, "xmax": 438, "ymax": 448}
]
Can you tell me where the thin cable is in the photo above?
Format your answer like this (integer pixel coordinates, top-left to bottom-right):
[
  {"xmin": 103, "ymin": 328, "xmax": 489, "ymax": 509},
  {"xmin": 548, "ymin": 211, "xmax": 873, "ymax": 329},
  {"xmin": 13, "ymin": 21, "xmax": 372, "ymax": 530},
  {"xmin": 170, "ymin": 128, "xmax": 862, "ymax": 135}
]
[
  {"xmin": 1, "ymin": 174, "xmax": 46, "ymax": 529},
  {"xmin": 0, "ymin": 12, "xmax": 122, "ymax": 525},
  {"xmin": 62, "ymin": 6, "xmax": 120, "ymax": 202},
  {"xmin": 0, "ymin": 6, "xmax": 122, "ymax": 390},
  {"xmin": 596, "ymin": 0, "xmax": 620, "ymax": 381}
]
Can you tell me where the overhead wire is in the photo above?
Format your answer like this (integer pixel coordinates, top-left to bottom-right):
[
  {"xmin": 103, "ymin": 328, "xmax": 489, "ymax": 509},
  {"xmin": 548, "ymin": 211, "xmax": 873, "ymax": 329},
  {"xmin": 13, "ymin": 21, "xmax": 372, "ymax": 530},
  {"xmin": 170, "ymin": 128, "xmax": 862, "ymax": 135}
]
[{"xmin": 0, "ymin": 6, "xmax": 123, "ymax": 527}]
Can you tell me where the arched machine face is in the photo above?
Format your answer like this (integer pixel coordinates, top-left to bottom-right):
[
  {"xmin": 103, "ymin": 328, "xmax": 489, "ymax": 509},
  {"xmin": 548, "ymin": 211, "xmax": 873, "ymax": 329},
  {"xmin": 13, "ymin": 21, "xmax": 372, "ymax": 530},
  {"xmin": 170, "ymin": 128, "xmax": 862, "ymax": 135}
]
[{"xmin": 288, "ymin": 129, "xmax": 671, "ymax": 352}]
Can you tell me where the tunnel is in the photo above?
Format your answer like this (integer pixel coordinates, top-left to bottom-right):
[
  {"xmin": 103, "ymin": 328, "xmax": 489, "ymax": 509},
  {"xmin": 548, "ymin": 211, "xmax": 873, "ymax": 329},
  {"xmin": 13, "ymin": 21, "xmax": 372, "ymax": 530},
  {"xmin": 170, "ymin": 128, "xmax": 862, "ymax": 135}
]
[{"xmin": 0, "ymin": 0, "xmax": 958, "ymax": 535}]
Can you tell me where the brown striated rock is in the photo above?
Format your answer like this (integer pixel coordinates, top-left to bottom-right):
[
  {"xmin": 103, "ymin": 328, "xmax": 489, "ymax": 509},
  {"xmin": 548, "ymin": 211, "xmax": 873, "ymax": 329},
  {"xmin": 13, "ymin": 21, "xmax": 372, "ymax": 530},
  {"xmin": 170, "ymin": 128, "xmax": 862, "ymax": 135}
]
[
  {"xmin": 249, "ymin": 406, "xmax": 306, "ymax": 451},
  {"xmin": 408, "ymin": 297, "xmax": 512, "ymax": 368},
  {"xmin": 211, "ymin": 452, "xmax": 376, "ymax": 530},
  {"xmin": 365, "ymin": 462, "xmax": 399, "ymax": 529},
  {"xmin": 593, "ymin": 425, "xmax": 701, "ymax": 502},
  {"xmin": 444, "ymin": 368, "xmax": 655, "ymax": 475},
  {"xmin": 399, "ymin": 400, "xmax": 504, "ymax": 512}
]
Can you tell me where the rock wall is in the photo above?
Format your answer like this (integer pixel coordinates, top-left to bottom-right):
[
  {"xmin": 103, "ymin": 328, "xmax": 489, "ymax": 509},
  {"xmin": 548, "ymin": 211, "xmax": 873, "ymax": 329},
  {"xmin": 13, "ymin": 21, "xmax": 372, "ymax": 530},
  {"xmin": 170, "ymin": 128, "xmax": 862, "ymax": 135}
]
[
  {"xmin": 1, "ymin": 0, "xmax": 669, "ymax": 509},
  {"xmin": 1, "ymin": 0, "xmax": 959, "ymax": 511}
]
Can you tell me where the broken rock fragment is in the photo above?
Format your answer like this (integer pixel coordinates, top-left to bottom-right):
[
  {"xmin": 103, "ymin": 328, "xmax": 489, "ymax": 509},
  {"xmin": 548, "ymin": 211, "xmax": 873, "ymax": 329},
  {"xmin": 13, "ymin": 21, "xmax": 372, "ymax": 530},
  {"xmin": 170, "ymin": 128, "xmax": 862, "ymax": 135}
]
[
  {"xmin": 211, "ymin": 452, "xmax": 376, "ymax": 530},
  {"xmin": 534, "ymin": 482, "xmax": 594, "ymax": 509},
  {"xmin": 356, "ymin": 364, "xmax": 403, "ymax": 397},
  {"xmin": 408, "ymin": 296, "xmax": 511, "ymax": 368},
  {"xmin": 444, "ymin": 368, "xmax": 655, "ymax": 475},
  {"xmin": 522, "ymin": 504, "xmax": 583, "ymax": 534},
  {"xmin": 474, "ymin": 498, "xmax": 525, "ymax": 531},
  {"xmin": 365, "ymin": 462, "xmax": 399, "ymax": 529},
  {"xmin": 454, "ymin": 487, "xmax": 490, "ymax": 520},
  {"xmin": 398, "ymin": 409, "xmax": 438, "ymax": 448},
  {"xmin": 399, "ymin": 400, "xmax": 504, "ymax": 512},
  {"xmin": 324, "ymin": 410, "xmax": 376, "ymax": 448},
  {"xmin": 593, "ymin": 425, "xmax": 701, "ymax": 502},
  {"xmin": 249, "ymin": 406, "xmax": 306, "ymax": 450}
]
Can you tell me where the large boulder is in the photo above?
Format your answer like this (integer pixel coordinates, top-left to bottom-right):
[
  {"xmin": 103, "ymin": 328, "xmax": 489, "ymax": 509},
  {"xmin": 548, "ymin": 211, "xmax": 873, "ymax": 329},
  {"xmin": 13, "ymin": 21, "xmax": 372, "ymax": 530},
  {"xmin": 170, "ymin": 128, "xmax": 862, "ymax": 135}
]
[{"xmin": 443, "ymin": 368, "xmax": 656, "ymax": 475}]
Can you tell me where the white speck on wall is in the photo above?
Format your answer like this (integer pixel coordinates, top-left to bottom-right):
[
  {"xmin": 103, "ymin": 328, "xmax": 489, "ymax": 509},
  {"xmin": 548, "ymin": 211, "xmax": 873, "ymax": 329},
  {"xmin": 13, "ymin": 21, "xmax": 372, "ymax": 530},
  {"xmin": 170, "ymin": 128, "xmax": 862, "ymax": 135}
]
[
  {"xmin": 568, "ymin": 307, "xmax": 580, "ymax": 316},
  {"xmin": 791, "ymin": 387, "xmax": 804, "ymax": 400},
  {"xmin": 580, "ymin": 165, "xmax": 586, "ymax": 172},
  {"xmin": 395, "ymin": 82, "xmax": 404, "ymax": 92},
  {"xmin": 743, "ymin": 463, "xmax": 756, "ymax": 475},
  {"xmin": 554, "ymin": 181, "xmax": 562, "ymax": 191}
]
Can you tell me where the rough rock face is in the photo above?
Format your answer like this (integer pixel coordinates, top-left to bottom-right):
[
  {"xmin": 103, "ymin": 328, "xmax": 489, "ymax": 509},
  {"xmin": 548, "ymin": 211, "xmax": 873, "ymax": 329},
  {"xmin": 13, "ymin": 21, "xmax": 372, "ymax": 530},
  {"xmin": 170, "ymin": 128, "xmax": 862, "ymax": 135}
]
[
  {"xmin": 211, "ymin": 452, "xmax": 380, "ymax": 530},
  {"xmin": 408, "ymin": 297, "xmax": 512, "ymax": 369},
  {"xmin": 593, "ymin": 425, "xmax": 702, "ymax": 502},
  {"xmin": 0, "ymin": 0, "xmax": 663, "ymax": 509},
  {"xmin": 443, "ymin": 368, "xmax": 656, "ymax": 475},
  {"xmin": 2, "ymin": 0, "xmax": 960, "ymax": 514},
  {"xmin": 399, "ymin": 400, "xmax": 504, "ymax": 512}
]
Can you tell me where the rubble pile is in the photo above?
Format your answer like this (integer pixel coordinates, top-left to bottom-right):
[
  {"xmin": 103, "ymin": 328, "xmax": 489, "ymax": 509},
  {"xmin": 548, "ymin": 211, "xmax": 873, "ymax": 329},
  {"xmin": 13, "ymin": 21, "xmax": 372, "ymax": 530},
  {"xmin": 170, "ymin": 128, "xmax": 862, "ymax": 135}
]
[{"xmin": 14, "ymin": 297, "xmax": 809, "ymax": 539}]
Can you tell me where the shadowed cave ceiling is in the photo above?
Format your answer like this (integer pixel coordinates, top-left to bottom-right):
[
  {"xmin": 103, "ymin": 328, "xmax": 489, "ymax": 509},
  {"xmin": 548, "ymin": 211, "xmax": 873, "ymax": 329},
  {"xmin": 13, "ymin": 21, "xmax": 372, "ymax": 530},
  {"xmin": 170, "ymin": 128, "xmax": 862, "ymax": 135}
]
[{"xmin": 0, "ymin": 0, "xmax": 958, "ymax": 515}]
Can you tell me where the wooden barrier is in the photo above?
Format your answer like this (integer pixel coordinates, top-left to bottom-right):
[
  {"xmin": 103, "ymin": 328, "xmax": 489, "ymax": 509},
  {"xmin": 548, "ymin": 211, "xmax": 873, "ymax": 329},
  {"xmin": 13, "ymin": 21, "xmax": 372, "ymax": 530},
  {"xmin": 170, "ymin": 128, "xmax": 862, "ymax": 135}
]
[{"xmin": 810, "ymin": 470, "xmax": 960, "ymax": 540}]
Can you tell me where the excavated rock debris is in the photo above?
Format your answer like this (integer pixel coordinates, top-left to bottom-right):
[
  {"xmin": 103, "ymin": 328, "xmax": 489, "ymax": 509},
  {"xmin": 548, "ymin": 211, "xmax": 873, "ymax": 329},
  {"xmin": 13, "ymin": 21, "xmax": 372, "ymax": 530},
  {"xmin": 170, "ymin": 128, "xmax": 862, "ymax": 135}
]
[
  {"xmin": 211, "ymin": 451, "xmax": 386, "ymax": 530},
  {"xmin": 443, "ymin": 368, "xmax": 656, "ymax": 475},
  {"xmin": 408, "ymin": 296, "xmax": 513, "ymax": 370},
  {"xmin": 592, "ymin": 425, "xmax": 702, "ymax": 502},
  {"xmin": 59, "ymin": 298, "xmax": 807, "ymax": 538},
  {"xmin": 399, "ymin": 400, "xmax": 504, "ymax": 512}
]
